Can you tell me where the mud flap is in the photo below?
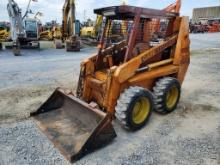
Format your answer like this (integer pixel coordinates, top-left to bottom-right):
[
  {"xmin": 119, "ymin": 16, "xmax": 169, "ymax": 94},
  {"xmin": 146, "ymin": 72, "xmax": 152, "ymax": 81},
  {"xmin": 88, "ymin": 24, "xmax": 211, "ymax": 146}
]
[{"xmin": 30, "ymin": 88, "xmax": 116, "ymax": 162}]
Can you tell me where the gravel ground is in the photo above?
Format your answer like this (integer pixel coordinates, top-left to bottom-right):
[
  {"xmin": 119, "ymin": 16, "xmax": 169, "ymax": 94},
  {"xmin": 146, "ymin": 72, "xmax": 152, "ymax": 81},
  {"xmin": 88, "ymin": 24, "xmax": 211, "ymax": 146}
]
[
  {"xmin": 190, "ymin": 32, "xmax": 220, "ymax": 51},
  {"xmin": 0, "ymin": 47, "xmax": 96, "ymax": 123},
  {"xmin": 0, "ymin": 33, "xmax": 220, "ymax": 165}
]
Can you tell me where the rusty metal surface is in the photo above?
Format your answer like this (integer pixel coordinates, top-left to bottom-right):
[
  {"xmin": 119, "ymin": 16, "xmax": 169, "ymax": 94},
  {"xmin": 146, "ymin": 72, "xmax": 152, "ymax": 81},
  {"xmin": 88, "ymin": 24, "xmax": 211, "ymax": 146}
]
[
  {"xmin": 94, "ymin": 5, "xmax": 178, "ymax": 19},
  {"xmin": 124, "ymin": 13, "xmax": 140, "ymax": 62},
  {"xmin": 31, "ymin": 88, "xmax": 116, "ymax": 162}
]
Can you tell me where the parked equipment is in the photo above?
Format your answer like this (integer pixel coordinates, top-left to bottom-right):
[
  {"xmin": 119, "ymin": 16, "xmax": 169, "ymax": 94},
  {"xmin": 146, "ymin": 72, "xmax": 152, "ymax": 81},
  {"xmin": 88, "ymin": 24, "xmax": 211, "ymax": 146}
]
[
  {"xmin": 40, "ymin": 21, "xmax": 62, "ymax": 41},
  {"xmin": 208, "ymin": 19, "xmax": 220, "ymax": 33},
  {"xmin": 39, "ymin": 29, "xmax": 53, "ymax": 41},
  {"xmin": 189, "ymin": 22, "xmax": 208, "ymax": 33},
  {"xmin": 0, "ymin": 22, "xmax": 11, "ymax": 50},
  {"xmin": 7, "ymin": 0, "xmax": 39, "ymax": 56},
  {"xmin": 80, "ymin": 15, "xmax": 103, "ymax": 46},
  {"xmin": 0, "ymin": 22, "xmax": 11, "ymax": 42},
  {"xmin": 189, "ymin": 18, "xmax": 220, "ymax": 34},
  {"xmin": 31, "ymin": 3, "xmax": 190, "ymax": 163},
  {"xmin": 80, "ymin": 0, "xmax": 129, "ymax": 46},
  {"xmin": 55, "ymin": 0, "xmax": 81, "ymax": 51},
  {"xmin": 52, "ymin": 26, "xmax": 62, "ymax": 40},
  {"xmin": 39, "ymin": 22, "xmax": 53, "ymax": 41}
]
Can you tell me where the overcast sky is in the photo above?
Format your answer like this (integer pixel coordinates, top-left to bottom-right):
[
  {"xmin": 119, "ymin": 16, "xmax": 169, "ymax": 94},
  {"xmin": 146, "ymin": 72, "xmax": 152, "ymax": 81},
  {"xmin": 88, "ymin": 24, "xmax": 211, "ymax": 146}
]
[{"xmin": 0, "ymin": 0, "xmax": 220, "ymax": 24}]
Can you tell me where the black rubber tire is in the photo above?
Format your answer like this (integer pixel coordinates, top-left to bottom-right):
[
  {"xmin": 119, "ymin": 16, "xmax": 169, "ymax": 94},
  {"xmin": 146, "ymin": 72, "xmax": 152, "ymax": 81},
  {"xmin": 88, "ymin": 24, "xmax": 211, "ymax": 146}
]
[
  {"xmin": 153, "ymin": 77, "xmax": 181, "ymax": 114},
  {"xmin": 115, "ymin": 86, "xmax": 154, "ymax": 131}
]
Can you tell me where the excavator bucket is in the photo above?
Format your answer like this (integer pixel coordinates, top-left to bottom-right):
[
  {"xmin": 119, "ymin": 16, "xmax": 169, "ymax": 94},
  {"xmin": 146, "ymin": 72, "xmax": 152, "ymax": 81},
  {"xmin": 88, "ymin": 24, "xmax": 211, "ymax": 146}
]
[{"xmin": 30, "ymin": 88, "xmax": 116, "ymax": 162}]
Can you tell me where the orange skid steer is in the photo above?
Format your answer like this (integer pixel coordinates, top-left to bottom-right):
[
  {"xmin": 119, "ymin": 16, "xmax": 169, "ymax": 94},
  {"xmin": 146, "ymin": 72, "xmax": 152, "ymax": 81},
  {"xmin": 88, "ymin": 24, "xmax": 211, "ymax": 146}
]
[{"xmin": 31, "ymin": 3, "xmax": 190, "ymax": 163}]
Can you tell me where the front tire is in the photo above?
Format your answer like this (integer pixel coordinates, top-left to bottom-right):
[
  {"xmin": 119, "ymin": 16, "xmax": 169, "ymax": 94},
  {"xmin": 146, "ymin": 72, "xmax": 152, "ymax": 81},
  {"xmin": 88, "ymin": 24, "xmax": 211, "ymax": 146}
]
[
  {"xmin": 153, "ymin": 77, "xmax": 181, "ymax": 114},
  {"xmin": 115, "ymin": 86, "xmax": 154, "ymax": 130}
]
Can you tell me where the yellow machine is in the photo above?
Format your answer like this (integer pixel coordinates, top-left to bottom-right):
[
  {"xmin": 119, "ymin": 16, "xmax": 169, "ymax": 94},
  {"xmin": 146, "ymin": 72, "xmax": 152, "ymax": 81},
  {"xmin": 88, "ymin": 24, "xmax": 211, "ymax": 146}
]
[
  {"xmin": 81, "ymin": 26, "xmax": 95, "ymax": 38},
  {"xmin": 80, "ymin": 0, "xmax": 127, "ymax": 40},
  {"xmin": 55, "ymin": 0, "xmax": 80, "ymax": 51},
  {"xmin": 0, "ymin": 29, "xmax": 9, "ymax": 50},
  {"xmin": 32, "ymin": 2, "xmax": 190, "ymax": 163},
  {"xmin": 0, "ymin": 22, "xmax": 10, "ymax": 50},
  {"xmin": 39, "ymin": 30, "xmax": 53, "ymax": 41},
  {"xmin": 80, "ymin": 15, "xmax": 103, "ymax": 45},
  {"xmin": 0, "ymin": 30, "xmax": 10, "ymax": 41},
  {"xmin": 81, "ymin": 15, "xmax": 103, "ymax": 38},
  {"xmin": 52, "ymin": 26, "xmax": 62, "ymax": 39},
  {"xmin": 39, "ymin": 25, "xmax": 62, "ymax": 41},
  {"xmin": 0, "ymin": 22, "xmax": 10, "ymax": 42}
]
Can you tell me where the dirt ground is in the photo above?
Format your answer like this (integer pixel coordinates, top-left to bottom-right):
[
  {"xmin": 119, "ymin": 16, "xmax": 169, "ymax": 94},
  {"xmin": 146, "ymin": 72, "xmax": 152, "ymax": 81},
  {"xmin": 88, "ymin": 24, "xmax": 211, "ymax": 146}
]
[{"xmin": 0, "ymin": 33, "xmax": 219, "ymax": 165}]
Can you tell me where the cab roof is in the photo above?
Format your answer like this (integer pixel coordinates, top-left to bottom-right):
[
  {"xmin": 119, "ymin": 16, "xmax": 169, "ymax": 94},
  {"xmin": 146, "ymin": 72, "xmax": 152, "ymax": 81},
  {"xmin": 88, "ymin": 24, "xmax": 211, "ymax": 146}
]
[{"xmin": 94, "ymin": 5, "xmax": 178, "ymax": 20}]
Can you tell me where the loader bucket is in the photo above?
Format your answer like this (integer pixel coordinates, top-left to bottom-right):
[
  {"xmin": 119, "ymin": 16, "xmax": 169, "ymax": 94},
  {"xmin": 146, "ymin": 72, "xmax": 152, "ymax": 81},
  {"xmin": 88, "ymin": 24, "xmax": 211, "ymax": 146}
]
[{"xmin": 30, "ymin": 88, "xmax": 116, "ymax": 162}]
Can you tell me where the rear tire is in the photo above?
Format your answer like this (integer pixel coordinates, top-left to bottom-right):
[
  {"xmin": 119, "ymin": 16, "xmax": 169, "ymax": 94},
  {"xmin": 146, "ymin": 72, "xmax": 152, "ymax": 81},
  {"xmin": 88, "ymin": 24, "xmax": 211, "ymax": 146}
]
[
  {"xmin": 153, "ymin": 77, "xmax": 181, "ymax": 114},
  {"xmin": 115, "ymin": 86, "xmax": 154, "ymax": 130}
]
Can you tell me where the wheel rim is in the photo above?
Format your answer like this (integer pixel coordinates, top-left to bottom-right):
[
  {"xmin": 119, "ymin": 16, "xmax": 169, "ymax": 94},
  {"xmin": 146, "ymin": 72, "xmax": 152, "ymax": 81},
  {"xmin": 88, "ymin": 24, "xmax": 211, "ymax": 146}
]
[
  {"xmin": 132, "ymin": 97, "xmax": 150, "ymax": 124},
  {"xmin": 166, "ymin": 86, "xmax": 179, "ymax": 109}
]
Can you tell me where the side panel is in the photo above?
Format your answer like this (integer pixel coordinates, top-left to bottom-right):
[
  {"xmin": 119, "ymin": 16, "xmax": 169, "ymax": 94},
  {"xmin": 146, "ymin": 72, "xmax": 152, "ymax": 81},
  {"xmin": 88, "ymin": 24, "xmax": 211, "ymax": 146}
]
[{"xmin": 173, "ymin": 16, "xmax": 190, "ymax": 84}]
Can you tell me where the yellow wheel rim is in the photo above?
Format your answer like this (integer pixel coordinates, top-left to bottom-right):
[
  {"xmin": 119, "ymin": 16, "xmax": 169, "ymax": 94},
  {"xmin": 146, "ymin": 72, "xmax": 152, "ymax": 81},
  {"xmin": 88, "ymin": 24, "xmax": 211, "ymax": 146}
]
[
  {"xmin": 166, "ymin": 86, "xmax": 179, "ymax": 109},
  {"xmin": 132, "ymin": 97, "xmax": 150, "ymax": 124}
]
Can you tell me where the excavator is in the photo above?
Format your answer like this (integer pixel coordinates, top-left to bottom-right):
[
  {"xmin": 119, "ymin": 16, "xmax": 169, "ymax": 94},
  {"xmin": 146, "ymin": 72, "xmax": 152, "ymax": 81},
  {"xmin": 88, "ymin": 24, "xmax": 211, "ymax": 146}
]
[
  {"xmin": 7, "ymin": 0, "xmax": 39, "ymax": 56},
  {"xmin": 31, "ymin": 0, "xmax": 190, "ymax": 162},
  {"xmin": 54, "ymin": 0, "xmax": 81, "ymax": 51}
]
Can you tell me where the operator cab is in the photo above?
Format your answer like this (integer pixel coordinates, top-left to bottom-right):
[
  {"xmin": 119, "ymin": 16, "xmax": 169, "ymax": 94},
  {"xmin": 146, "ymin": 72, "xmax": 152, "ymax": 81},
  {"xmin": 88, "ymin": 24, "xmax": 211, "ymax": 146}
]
[
  {"xmin": 24, "ymin": 18, "xmax": 39, "ymax": 40},
  {"xmin": 94, "ymin": 5, "xmax": 179, "ymax": 71}
]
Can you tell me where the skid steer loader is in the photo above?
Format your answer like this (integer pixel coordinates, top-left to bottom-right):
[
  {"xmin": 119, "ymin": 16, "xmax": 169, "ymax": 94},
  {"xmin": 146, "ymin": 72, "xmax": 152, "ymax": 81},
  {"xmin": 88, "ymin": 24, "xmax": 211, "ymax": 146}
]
[{"xmin": 31, "ymin": 4, "xmax": 190, "ymax": 163}]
